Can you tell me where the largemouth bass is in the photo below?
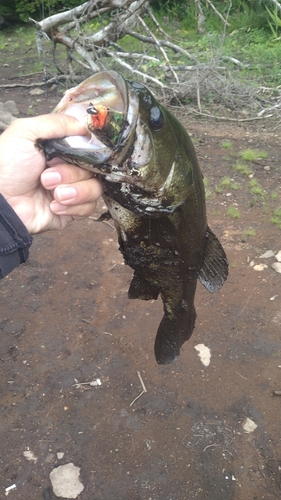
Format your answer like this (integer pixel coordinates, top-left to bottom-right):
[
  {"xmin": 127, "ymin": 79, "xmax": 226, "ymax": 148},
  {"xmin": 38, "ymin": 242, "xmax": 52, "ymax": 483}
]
[{"xmin": 39, "ymin": 70, "xmax": 228, "ymax": 365}]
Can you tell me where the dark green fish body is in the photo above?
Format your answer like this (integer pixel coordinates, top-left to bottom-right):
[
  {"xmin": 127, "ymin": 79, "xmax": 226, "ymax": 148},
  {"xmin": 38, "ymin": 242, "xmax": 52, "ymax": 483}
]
[{"xmin": 40, "ymin": 71, "xmax": 228, "ymax": 364}]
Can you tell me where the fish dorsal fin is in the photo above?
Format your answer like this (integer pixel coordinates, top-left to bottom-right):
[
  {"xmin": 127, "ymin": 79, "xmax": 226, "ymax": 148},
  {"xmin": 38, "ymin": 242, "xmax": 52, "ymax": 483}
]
[{"xmin": 198, "ymin": 227, "xmax": 228, "ymax": 293}]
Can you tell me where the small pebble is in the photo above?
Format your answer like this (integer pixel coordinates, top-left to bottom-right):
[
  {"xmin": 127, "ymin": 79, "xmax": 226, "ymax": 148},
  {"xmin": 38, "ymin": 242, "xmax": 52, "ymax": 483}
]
[
  {"xmin": 50, "ymin": 463, "xmax": 84, "ymax": 498},
  {"xmin": 253, "ymin": 264, "xmax": 268, "ymax": 271},
  {"xmin": 275, "ymin": 250, "xmax": 281, "ymax": 263},
  {"xmin": 29, "ymin": 88, "xmax": 45, "ymax": 96},
  {"xmin": 259, "ymin": 250, "xmax": 275, "ymax": 259},
  {"xmin": 194, "ymin": 344, "xmax": 211, "ymax": 367},
  {"xmin": 242, "ymin": 417, "xmax": 257, "ymax": 433},
  {"xmin": 272, "ymin": 262, "xmax": 281, "ymax": 274}
]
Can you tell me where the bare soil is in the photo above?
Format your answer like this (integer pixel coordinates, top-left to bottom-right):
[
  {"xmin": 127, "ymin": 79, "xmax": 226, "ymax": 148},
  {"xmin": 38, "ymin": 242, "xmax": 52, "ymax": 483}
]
[{"xmin": 0, "ymin": 39, "xmax": 281, "ymax": 500}]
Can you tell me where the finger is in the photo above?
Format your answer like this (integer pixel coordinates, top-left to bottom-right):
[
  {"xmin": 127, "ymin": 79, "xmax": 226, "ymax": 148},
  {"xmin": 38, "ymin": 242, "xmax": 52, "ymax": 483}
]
[
  {"xmin": 53, "ymin": 177, "xmax": 103, "ymax": 206},
  {"xmin": 8, "ymin": 114, "xmax": 87, "ymax": 142},
  {"xmin": 50, "ymin": 200, "xmax": 98, "ymax": 218},
  {"xmin": 41, "ymin": 163, "xmax": 95, "ymax": 190},
  {"xmin": 35, "ymin": 113, "xmax": 88, "ymax": 139}
]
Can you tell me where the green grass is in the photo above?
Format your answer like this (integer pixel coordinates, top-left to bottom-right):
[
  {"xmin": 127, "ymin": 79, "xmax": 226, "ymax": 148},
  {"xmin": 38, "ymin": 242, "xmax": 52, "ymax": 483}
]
[
  {"xmin": 239, "ymin": 149, "xmax": 268, "ymax": 161},
  {"xmin": 235, "ymin": 162, "xmax": 251, "ymax": 176},
  {"xmin": 248, "ymin": 179, "xmax": 265, "ymax": 197},
  {"xmin": 216, "ymin": 177, "xmax": 240, "ymax": 192},
  {"xmin": 244, "ymin": 227, "xmax": 256, "ymax": 237},
  {"xmin": 271, "ymin": 207, "xmax": 281, "ymax": 228},
  {"xmin": 220, "ymin": 141, "xmax": 233, "ymax": 150},
  {"xmin": 227, "ymin": 206, "xmax": 241, "ymax": 219}
]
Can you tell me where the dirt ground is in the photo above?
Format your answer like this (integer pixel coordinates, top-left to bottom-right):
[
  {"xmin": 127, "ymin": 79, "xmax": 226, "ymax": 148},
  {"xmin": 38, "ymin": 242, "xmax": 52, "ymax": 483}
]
[{"xmin": 1, "ymin": 47, "xmax": 281, "ymax": 500}]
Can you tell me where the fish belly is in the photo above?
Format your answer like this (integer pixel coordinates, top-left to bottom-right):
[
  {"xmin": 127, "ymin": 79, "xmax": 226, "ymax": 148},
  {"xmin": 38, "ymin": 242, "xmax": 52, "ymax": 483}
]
[{"xmin": 108, "ymin": 197, "xmax": 202, "ymax": 364}]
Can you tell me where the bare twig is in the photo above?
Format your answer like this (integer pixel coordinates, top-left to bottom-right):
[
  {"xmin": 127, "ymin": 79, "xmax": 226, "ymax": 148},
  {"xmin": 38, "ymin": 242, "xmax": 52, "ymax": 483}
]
[
  {"xmin": 136, "ymin": 14, "xmax": 179, "ymax": 83},
  {"xmin": 205, "ymin": 0, "xmax": 231, "ymax": 26},
  {"xmin": 103, "ymin": 48, "xmax": 167, "ymax": 87},
  {"xmin": 125, "ymin": 29, "xmax": 198, "ymax": 61},
  {"xmin": 130, "ymin": 371, "xmax": 147, "ymax": 407}
]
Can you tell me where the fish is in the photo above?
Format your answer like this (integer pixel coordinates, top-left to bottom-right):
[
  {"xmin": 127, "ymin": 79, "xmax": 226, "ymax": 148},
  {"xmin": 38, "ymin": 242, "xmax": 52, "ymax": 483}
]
[{"xmin": 38, "ymin": 70, "xmax": 228, "ymax": 365}]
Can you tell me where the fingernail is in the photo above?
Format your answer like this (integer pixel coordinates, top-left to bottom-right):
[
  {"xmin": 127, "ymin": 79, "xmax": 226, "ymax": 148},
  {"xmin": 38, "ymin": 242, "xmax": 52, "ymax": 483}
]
[
  {"xmin": 56, "ymin": 186, "xmax": 77, "ymax": 202},
  {"xmin": 41, "ymin": 171, "xmax": 61, "ymax": 188}
]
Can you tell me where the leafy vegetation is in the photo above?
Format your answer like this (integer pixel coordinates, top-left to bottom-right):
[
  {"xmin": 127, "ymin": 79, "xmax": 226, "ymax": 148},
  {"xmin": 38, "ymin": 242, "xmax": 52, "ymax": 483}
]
[{"xmin": 0, "ymin": 0, "xmax": 82, "ymax": 22}]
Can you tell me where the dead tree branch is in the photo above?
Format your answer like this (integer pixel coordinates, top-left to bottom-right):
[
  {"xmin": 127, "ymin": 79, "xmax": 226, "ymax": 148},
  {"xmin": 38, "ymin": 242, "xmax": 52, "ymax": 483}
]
[{"xmin": 28, "ymin": 0, "xmax": 281, "ymax": 119}]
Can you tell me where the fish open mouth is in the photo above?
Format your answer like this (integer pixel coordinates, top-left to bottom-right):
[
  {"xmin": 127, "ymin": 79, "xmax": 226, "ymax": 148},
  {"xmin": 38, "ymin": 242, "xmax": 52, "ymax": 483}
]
[{"xmin": 40, "ymin": 70, "xmax": 140, "ymax": 171}]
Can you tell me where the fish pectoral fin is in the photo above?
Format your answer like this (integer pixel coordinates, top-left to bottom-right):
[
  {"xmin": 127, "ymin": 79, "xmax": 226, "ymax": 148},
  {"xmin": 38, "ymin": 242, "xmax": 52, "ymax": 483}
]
[
  {"xmin": 154, "ymin": 302, "xmax": 196, "ymax": 365},
  {"xmin": 128, "ymin": 273, "xmax": 159, "ymax": 300},
  {"xmin": 98, "ymin": 211, "xmax": 112, "ymax": 221},
  {"xmin": 198, "ymin": 226, "xmax": 228, "ymax": 293}
]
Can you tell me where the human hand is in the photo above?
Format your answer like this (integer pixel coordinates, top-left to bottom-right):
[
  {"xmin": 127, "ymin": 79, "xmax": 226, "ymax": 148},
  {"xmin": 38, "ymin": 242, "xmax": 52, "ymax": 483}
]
[{"xmin": 0, "ymin": 114, "xmax": 103, "ymax": 234}]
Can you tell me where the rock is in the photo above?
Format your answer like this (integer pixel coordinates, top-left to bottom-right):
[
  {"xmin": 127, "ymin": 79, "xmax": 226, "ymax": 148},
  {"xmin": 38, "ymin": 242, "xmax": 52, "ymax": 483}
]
[
  {"xmin": 258, "ymin": 250, "xmax": 275, "ymax": 259},
  {"xmin": 242, "ymin": 417, "xmax": 257, "ymax": 433},
  {"xmin": 0, "ymin": 100, "xmax": 20, "ymax": 130},
  {"xmin": 253, "ymin": 264, "xmax": 268, "ymax": 271},
  {"xmin": 275, "ymin": 250, "xmax": 281, "ymax": 263},
  {"xmin": 29, "ymin": 88, "xmax": 45, "ymax": 96},
  {"xmin": 45, "ymin": 453, "xmax": 55, "ymax": 463},
  {"xmin": 272, "ymin": 262, "xmax": 281, "ymax": 274},
  {"xmin": 23, "ymin": 450, "xmax": 38, "ymax": 463},
  {"xmin": 49, "ymin": 463, "xmax": 84, "ymax": 499},
  {"xmin": 194, "ymin": 344, "xmax": 211, "ymax": 367}
]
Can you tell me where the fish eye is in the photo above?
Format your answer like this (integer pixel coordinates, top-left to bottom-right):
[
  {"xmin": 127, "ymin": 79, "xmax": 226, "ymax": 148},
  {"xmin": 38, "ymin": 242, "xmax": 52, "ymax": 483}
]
[{"xmin": 149, "ymin": 106, "xmax": 164, "ymax": 131}]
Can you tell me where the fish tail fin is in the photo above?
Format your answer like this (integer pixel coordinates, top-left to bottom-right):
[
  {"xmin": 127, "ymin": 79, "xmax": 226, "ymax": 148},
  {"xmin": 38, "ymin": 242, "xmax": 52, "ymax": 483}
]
[
  {"xmin": 154, "ymin": 302, "xmax": 196, "ymax": 365},
  {"xmin": 198, "ymin": 226, "xmax": 228, "ymax": 293}
]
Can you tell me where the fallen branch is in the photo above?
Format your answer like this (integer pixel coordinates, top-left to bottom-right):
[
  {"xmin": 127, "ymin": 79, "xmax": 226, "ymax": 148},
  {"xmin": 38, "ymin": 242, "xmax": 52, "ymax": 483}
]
[
  {"xmin": 124, "ymin": 29, "xmax": 198, "ymax": 61},
  {"xmin": 26, "ymin": 0, "xmax": 281, "ymax": 119},
  {"xmin": 0, "ymin": 75, "xmax": 82, "ymax": 88},
  {"xmin": 188, "ymin": 108, "xmax": 266, "ymax": 121}
]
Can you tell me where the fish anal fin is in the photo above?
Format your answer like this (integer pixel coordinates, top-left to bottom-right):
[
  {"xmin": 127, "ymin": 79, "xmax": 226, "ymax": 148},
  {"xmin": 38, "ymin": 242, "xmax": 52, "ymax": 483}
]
[
  {"xmin": 199, "ymin": 227, "xmax": 228, "ymax": 293},
  {"xmin": 128, "ymin": 273, "xmax": 159, "ymax": 300}
]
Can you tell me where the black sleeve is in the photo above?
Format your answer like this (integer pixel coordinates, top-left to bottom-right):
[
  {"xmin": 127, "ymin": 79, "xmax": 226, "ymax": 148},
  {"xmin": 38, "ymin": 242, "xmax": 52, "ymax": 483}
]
[{"xmin": 0, "ymin": 194, "xmax": 33, "ymax": 279}]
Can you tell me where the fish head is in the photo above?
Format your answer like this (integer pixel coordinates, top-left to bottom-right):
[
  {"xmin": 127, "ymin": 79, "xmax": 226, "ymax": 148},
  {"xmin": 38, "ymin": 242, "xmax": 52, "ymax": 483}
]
[
  {"xmin": 40, "ymin": 71, "xmax": 198, "ymax": 215},
  {"xmin": 39, "ymin": 70, "xmax": 139, "ymax": 172}
]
